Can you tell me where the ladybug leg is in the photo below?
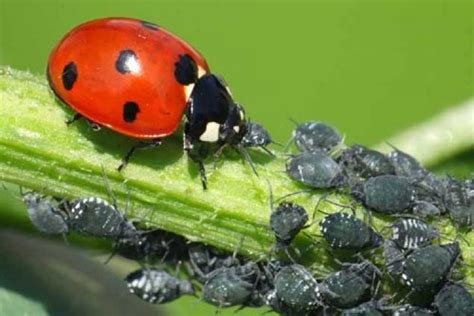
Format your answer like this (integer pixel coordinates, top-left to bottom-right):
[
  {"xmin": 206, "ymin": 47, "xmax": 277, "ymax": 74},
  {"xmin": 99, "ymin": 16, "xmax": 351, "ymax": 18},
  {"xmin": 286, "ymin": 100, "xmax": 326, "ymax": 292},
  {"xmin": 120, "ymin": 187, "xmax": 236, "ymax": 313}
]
[
  {"xmin": 118, "ymin": 139, "xmax": 162, "ymax": 171},
  {"xmin": 65, "ymin": 113, "xmax": 83, "ymax": 125}
]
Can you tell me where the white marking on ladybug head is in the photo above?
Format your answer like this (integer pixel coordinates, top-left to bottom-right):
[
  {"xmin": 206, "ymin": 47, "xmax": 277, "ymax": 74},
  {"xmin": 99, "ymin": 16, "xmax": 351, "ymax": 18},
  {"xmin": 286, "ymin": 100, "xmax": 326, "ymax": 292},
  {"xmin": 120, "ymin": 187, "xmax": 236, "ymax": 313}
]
[
  {"xmin": 197, "ymin": 66, "xmax": 206, "ymax": 79},
  {"xmin": 184, "ymin": 83, "xmax": 195, "ymax": 102},
  {"xmin": 199, "ymin": 122, "xmax": 220, "ymax": 142},
  {"xmin": 233, "ymin": 126, "xmax": 240, "ymax": 133}
]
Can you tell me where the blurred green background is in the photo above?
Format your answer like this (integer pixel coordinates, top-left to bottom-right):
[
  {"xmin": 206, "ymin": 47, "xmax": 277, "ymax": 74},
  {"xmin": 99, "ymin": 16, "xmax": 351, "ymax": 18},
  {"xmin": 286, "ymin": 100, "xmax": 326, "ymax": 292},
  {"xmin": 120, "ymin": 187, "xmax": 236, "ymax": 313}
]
[{"xmin": 0, "ymin": 0, "xmax": 472, "ymax": 315}]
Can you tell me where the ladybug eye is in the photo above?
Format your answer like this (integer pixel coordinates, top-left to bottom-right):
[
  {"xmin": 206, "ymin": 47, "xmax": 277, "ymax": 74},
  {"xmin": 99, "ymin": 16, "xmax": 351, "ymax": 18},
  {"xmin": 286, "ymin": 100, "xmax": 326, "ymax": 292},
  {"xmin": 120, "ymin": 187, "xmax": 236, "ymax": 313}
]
[{"xmin": 116, "ymin": 50, "xmax": 141, "ymax": 74}]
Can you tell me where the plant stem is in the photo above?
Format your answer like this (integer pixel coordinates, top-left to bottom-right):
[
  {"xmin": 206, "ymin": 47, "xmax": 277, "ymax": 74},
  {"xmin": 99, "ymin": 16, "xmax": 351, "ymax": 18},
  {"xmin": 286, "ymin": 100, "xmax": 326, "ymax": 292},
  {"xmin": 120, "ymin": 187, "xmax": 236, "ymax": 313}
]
[
  {"xmin": 0, "ymin": 66, "xmax": 472, "ymax": 279},
  {"xmin": 375, "ymin": 98, "xmax": 474, "ymax": 167}
]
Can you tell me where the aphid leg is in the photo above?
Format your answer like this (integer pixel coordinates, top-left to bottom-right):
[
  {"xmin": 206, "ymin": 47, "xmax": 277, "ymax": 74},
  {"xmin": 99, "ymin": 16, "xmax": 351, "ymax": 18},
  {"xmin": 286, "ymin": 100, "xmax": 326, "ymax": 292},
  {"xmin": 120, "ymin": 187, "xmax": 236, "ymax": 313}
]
[
  {"xmin": 100, "ymin": 165, "xmax": 118, "ymax": 210},
  {"xmin": 65, "ymin": 112, "xmax": 83, "ymax": 125},
  {"xmin": 117, "ymin": 138, "xmax": 162, "ymax": 171}
]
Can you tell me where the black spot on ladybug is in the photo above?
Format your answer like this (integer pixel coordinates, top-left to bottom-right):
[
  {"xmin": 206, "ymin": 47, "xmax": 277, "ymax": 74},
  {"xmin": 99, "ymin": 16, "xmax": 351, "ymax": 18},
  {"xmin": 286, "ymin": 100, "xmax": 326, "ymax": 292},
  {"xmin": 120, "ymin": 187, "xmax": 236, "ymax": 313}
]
[
  {"xmin": 123, "ymin": 102, "xmax": 140, "ymax": 123},
  {"xmin": 141, "ymin": 20, "xmax": 159, "ymax": 30},
  {"xmin": 174, "ymin": 54, "xmax": 198, "ymax": 85},
  {"xmin": 116, "ymin": 50, "xmax": 139, "ymax": 74},
  {"xmin": 62, "ymin": 62, "xmax": 78, "ymax": 90}
]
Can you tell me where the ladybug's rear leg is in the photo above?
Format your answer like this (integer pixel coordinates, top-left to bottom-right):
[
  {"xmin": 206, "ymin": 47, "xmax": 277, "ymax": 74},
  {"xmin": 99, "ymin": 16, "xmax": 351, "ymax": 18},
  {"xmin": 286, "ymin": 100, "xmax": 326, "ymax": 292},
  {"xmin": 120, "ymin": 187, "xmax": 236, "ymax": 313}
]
[
  {"xmin": 118, "ymin": 139, "xmax": 162, "ymax": 171},
  {"xmin": 66, "ymin": 113, "xmax": 101, "ymax": 131}
]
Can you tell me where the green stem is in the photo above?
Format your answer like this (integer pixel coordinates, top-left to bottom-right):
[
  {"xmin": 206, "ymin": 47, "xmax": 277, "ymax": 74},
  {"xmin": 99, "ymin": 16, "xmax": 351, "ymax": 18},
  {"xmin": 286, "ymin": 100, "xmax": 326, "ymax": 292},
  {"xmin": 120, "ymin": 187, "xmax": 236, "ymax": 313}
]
[
  {"xmin": 0, "ymin": 66, "xmax": 472, "ymax": 278},
  {"xmin": 375, "ymin": 98, "xmax": 474, "ymax": 167}
]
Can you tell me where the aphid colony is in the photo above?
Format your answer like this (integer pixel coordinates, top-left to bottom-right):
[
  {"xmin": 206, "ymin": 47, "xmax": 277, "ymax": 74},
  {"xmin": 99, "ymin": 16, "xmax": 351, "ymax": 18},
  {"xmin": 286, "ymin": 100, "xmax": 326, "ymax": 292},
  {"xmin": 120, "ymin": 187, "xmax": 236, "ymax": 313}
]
[{"xmin": 22, "ymin": 120, "xmax": 472, "ymax": 315}]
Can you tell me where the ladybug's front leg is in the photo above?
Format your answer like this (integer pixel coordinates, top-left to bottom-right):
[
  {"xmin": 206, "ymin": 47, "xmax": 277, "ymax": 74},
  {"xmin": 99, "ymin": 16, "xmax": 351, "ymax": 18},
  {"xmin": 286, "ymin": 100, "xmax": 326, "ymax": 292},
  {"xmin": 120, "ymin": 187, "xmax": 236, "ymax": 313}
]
[{"xmin": 184, "ymin": 132, "xmax": 209, "ymax": 190}]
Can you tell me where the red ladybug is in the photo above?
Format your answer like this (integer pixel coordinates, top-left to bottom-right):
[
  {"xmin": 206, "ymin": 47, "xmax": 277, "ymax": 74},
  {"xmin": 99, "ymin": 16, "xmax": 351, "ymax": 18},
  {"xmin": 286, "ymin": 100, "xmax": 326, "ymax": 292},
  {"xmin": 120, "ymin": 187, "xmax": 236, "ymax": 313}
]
[{"xmin": 47, "ymin": 17, "xmax": 263, "ymax": 189}]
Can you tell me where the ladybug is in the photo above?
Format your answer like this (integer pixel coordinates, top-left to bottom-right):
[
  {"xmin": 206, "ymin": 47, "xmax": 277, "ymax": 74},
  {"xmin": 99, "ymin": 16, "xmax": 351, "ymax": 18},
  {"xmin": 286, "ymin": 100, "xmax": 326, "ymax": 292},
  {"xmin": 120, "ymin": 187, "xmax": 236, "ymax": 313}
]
[{"xmin": 47, "ymin": 17, "xmax": 252, "ymax": 189}]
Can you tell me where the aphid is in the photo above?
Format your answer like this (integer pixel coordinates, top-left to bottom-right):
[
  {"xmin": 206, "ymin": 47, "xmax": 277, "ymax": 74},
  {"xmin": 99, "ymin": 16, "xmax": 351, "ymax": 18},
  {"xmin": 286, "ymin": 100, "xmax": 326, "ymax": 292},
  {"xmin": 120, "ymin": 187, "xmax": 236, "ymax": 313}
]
[
  {"xmin": 265, "ymin": 264, "xmax": 324, "ymax": 314},
  {"xmin": 291, "ymin": 121, "xmax": 343, "ymax": 154},
  {"xmin": 319, "ymin": 212, "xmax": 383, "ymax": 251},
  {"xmin": 434, "ymin": 283, "xmax": 474, "ymax": 316},
  {"xmin": 339, "ymin": 144, "xmax": 395, "ymax": 179},
  {"xmin": 387, "ymin": 145, "xmax": 426, "ymax": 179},
  {"xmin": 286, "ymin": 151, "xmax": 344, "ymax": 189},
  {"xmin": 322, "ymin": 260, "xmax": 381, "ymax": 309},
  {"xmin": 22, "ymin": 192, "xmax": 69, "ymax": 235},
  {"xmin": 202, "ymin": 262, "xmax": 259, "ymax": 308},
  {"xmin": 400, "ymin": 242, "xmax": 461, "ymax": 290},
  {"xmin": 383, "ymin": 240, "xmax": 405, "ymax": 276},
  {"xmin": 68, "ymin": 196, "xmax": 136, "ymax": 238},
  {"xmin": 390, "ymin": 218, "xmax": 439, "ymax": 250},
  {"xmin": 443, "ymin": 177, "xmax": 473, "ymax": 229},
  {"xmin": 126, "ymin": 268, "xmax": 194, "ymax": 304},
  {"xmin": 115, "ymin": 229, "xmax": 188, "ymax": 264},
  {"xmin": 187, "ymin": 243, "xmax": 239, "ymax": 283},
  {"xmin": 340, "ymin": 300, "xmax": 385, "ymax": 316},
  {"xmin": 240, "ymin": 121, "xmax": 275, "ymax": 155},
  {"xmin": 270, "ymin": 202, "xmax": 308, "ymax": 251},
  {"xmin": 359, "ymin": 175, "xmax": 415, "ymax": 214}
]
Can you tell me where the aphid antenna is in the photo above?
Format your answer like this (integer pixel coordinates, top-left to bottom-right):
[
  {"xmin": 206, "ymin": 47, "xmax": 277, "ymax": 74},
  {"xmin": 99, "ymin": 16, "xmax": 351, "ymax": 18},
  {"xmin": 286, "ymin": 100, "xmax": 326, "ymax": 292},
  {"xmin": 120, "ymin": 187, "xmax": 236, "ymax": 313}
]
[
  {"xmin": 259, "ymin": 144, "xmax": 276, "ymax": 157},
  {"xmin": 100, "ymin": 165, "xmax": 118, "ymax": 210},
  {"xmin": 275, "ymin": 189, "xmax": 314, "ymax": 204},
  {"xmin": 236, "ymin": 145, "xmax": 259, "ymax": 178}
]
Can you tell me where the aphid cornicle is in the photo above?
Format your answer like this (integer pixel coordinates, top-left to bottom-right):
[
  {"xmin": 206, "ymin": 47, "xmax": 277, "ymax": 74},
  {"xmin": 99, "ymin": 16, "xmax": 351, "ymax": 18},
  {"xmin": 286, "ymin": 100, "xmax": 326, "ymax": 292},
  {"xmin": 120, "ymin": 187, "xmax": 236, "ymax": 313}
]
[
  {"xmin": 400, "ymin": 242, "xmax": 461, "ymax": 290},
  {"xmin": 339, "ymin": 144, "xmax": 395, "ymax": 179},
  {"xmin": 360, "ymin": 175, "xmax": 415, "ymax": 215},
  {"xmin": 434, "ymin": 283, "xmax": 474, "ymax": 316},
  {"xmin": 126, "ymin": 268, "xmax": 194, "ymax": 304},
  {"xmin": 319, "ymin": 212, "xmax": 383, "ymax": 251},
  {"xmin": 286, "ymin": 151, "xmax": 344, "ymax": 189},
  {"xmin": 390, "ymin": 217, "xmax": 439, "ymax": 250},
  {"xmin": 291, "ymin": 121, "xmax": 343, "ymax": 154},
  {"xmin": 22, "ymin": 192, "xmax": 69, "ymax": 235}
]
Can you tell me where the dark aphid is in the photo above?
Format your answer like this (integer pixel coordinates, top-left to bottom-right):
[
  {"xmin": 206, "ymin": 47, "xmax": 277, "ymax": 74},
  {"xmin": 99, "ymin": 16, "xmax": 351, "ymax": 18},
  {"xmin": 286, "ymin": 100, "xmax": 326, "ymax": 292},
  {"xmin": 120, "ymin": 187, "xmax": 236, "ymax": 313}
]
[
  {"xmin": 187, "ymin": 243, "xmax": 240, "ymax": 283},
  {"xmin": 202, "ymin": 262, "xmax": 259, "ymax": 308},
  {"xmin": 387, "ymin": 145, "xmax": 426, "ymax": 179},
  {"xmin": 270, "ymin": 202, "xmax": 308, "ymax": 250},
  {"xmin": 319, "ymin": 212, "xmax": 383, "ymax": 251},
  {"xmin": 434, "ymin": 283, "xmax": 474, "ymax": 316},
  {"xmin": 22, "ymin": 192, "xmax": 69, "ymax": 235},
  {"xmin": 392, "ymin": 304, "xmax": 436, "ymax": 316},
  {"xmin": 340, "ymin": 300, "xmax": 385, "ymax": 316},
  {"xmin": 240, "ymin": 121, "xmax": 274, "ymax": 154},
  {"xmin": 383, "ymin": 240, "xmax": 405, "ymax": 276},
  {"xmin": 68, "ymin": 196, "xmax": 136, "ymax": 238},
  {"xmin": 411, "ymin": 201, "xmax": 442, "ymax": 218},
  {"xmin": 339, "ymin": 144, "xmax": 395, "ymax": 179},
  {"xmin": 390, "ymin": 218, "xmax": 439, "ymax": 250},
  {"xmin": 360, "ymin": 175, "xmax": 415, "ymax": 214},
  {"xmin": 126, "ymin": 268, "xmax": 194, "ymax": 304},
  {"xmin": 286, "ymin": 151, "xmax": 344, "ymax": 189},
  {"xmin": 115, "ymin": 229, "xmax": 188, "ymax": 264},
  {"xmin": 443, "ymin": 177, "xmax": 473, "ymax": 229},
  {"xmin": 401, "ymin": 242, "xmax": 461, "ymax": 290},
  {"xmin": 265, "ymin": 264, "xmax": 324, "ymax": 314},
  {"xmin": 292, "ymin": 121, "xmax": 343, "ymax": 154},
  {"xmin": 323, "ymin": 260, "xmax": 381, "ymax": 309}
]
